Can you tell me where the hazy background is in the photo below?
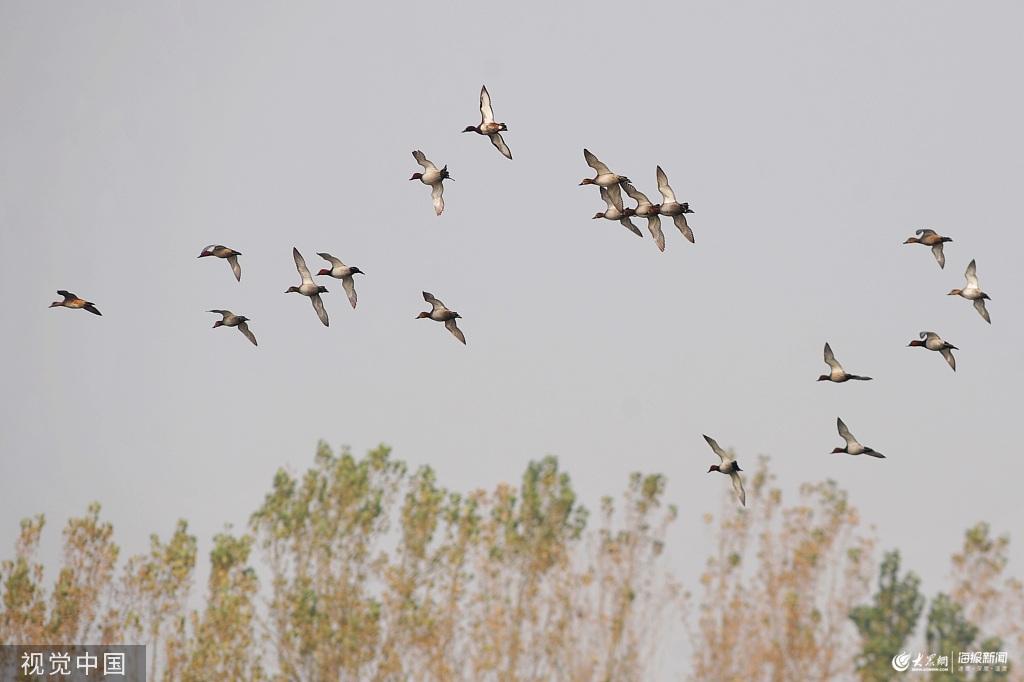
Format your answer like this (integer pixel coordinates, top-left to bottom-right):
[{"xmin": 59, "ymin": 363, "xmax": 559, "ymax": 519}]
[{"xmin": 1, "ymin": 0, "xmax": 1021, "ymax": 634}]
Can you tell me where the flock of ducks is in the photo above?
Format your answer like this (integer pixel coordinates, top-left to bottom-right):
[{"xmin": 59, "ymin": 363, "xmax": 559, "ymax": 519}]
[
  {"xmin": 582, "ymin": 150, "xmax": 696, "ymax": 251},
  {"xmin": 45, "ymin": 85, "xmax": 999, "ymax": 507}
]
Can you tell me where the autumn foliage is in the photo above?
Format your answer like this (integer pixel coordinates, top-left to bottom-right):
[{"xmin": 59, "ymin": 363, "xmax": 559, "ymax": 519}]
[{"xmin": 1, "ymin": 444, "xmax": 1021, "ymax": 681}]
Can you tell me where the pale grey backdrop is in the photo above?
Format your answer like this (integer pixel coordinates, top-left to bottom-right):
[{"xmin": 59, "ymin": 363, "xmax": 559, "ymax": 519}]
[{"xmin": 1, "ymin": 0, "xmax": 1021, "ymax": 656}]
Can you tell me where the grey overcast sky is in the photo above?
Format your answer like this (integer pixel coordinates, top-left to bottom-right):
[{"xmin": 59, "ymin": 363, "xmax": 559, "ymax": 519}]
[{"xmin": 1, "ymin": 0, "xmax": 1022, "ymax": 631}]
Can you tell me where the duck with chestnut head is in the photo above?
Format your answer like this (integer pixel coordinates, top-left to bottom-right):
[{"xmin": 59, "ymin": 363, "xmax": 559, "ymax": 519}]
[
  {"xmin": 622, "ymin": 182, "xmax": 665, "ymax": 251},
  {"xmin": 409, "ymin": 150, "xmax": 453, "ymax": 216},
  {"xmin": 947, "ymin": 259, "xmax": 992, "ymax": 323},
  {"xmin": 902, "ymin": 229, "xmax": 952, "ymax": 269},
  {"xmin": 593, "ymin": 183, "xmax": 642, "ymax": 238},
  {"xmin": 49, "ymin": 290, "xmax": 101, "ymax": 316},
  {"xmin": 580, "ymin": 149, "xmax": 629, "ymax": 188},
  {"xmin": 461, "ymin": 85, "xmax": 512, "ymax": 160},
  {"xmin": 416, "ymin": 291, "xmax": 465, "ymax": 344},
  {"xmin": 286, "ymin": 248, "xmax": 329, "ymax": 327},
  {"xmin": 908, "ymin": 331, "xmax": 958, "ymax": 371},
  {"xmin": 316, "ymin": 252, "xmax": 364, "ymax": 309},
  {"xmin": 654, "ymin": 166, "xmax": 695, "ymax": 243},
  {"xmin": 703, "ymin": 434, "xmax": 745, "ymax": 506},
  {"xmin": 197, "ymin": 245, "xmax": 243, "ymax": 281},
  {"xmin": 208, "ymin": 309, "xmax": 257, "ymax": 346},
  {"xmin": 817, "ymin": 342, "xmax": 872, "ymax": 382},
  {"xmin": 831, "ymin": 417, "xmax": 885, "ymax": 458}
]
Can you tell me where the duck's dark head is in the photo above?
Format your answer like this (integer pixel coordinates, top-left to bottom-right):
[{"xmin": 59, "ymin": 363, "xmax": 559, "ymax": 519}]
[
  {"xmin": 817, "ymin": 374, "xmax": 831, "ymax": 381},
  {"xmin": 285, "ymin": 286, "xmax": 300, "ymax": 294},
  {"xmin": 947, "ymin": 288, "xmax": 962, "ymax": 296},
  {"xmin": 316, "ymin": 268, "xmax": 331, "ymax": 276},
  {"xmin": 592, "ymin": 212, "xmax": 605, "ymax": 219},
  {"xmin": 197, "ymin": 249, "xmax": 212, "ymax": 258},
  {"xmin": 351, "ymin": 267, "xmax": 365, "ymax": 275},
  {"xmin": 707, "ymin": 465, "xmax": 720, "ymax": 473},
  {"xmin": 415, "ymin": 311, "xmax": 431, "ymax": 319},
  {"xmin": 907, "ymin": 339, "xmax": 924, "ymax": 347},
  {"xmin": 409, "ymin": 172, "xmax": 423, "ymax": 181},
  {"xmin": 461, "ymin": 125, "xmax": 477, "ymax": 133},
  {"xmin": 48, "ymin": 301, "xmax": 61, "ymax": 308},
  {"xmin": 580, "ymin": 178, "xmax": 596, "ymax": 186},
  {"xmin": 902, "ymin": 237, "xmax": 919, "ymax": 245},
  {"xmin": 831, "ymin": 447, "xmax": 846, "ymax": 454},
  {"xmin": 212, "ymin": 320, "xmax": 223, "ymax": 328}
]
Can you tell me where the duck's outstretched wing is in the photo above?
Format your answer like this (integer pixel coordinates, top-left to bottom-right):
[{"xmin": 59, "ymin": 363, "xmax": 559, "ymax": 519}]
[
  {"xmin": 973, "ymin": 298, "xmax": 991, "ymax": 324},
  {"xmin": 583, "ymin": 149, "xmax": 611, "ymax": 175},
  {"xmin": 823, "ymin": 342, "xmax": 842, "ymax": 371},
  {"xmin": 606, "ymin": 183, "xmax": 625, "ymax": 212},
  {"xmin": 342, "ymin": 276, "xmax": 358, "ymax": 309},
  {"xmin": 730, "ymin": 471, "xmax": 746, "ymax": 506},
  {"xmin": 479, "ymin": 85, "xmax": 495, "ymax": 124},
  {"xmin": 703, "ymin": 434, "xmax": 728, "ymax": 462},
  {"xmin": 620, "ymin": 218, "xmax": 643, "ymax": 237},
  {"xmin": 431, "ymin": 182, "xmax": 445, "ymax": 216},
  {"xmin": 227, "ymin": 254, "xmax": 242, "ymax": 281},
  {"xmin": 445, "ymin": 318, "xmax": 466, "ymax": 344},
  {"xmin": 489, "ymin": 132, "xmax": 512, "ymax": 160},
  {"xmin": 310, "ymin": 293, "xmax": 329, "ymax": 327},
  {"xmin": 238, "ymin": 321, "xmax": 258, "ymax": 346},
  {"xmin": 293, "ymin": 248, "xmax": 314, "ymax": 285},
  {"xmin": 646, "ymin": 216, "xmax": 665, "ymax": 251},
  {"xmin": 964, "ymin": 259, "xmax": 979, "ymax": 289},
  {"xmin": 673, "ymin": 214, "xmax": 694, "ymax": 243},
  {"xmin": 413, "ymin": 150, "xmax": 438, "ymax": 172},
  {"xmin": 422, "ymin": 291, "xmax": 446, "ymax": 313},
  {"xmin": 317, "ymin": 252, "xmax": 345, "ymax": 268},
  {"xmin": 930, "ymin": 243, "xmax": 945, "ymax": 269},
  {"xmin": 622, "ymin": 182, "xmax": 653, "ymax": 208},
  {"xmin": 655, "ymin": 166, "xmax": 677, "ymax": 203},
  {"xmin": 837, "ymin": 418, "xmax": 857, "ymax": 447},
  {"xmin": 915, "ymin": 229, "xmax": 937, "ymax": 237},
  {"xmin": 940, "ymin": 347, "xmax": 956, "ymax": 371}
]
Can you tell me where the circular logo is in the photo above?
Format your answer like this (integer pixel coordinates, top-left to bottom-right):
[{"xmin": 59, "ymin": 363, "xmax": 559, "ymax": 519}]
[{"xmin": 892, "ymin": 651, "xmax": 912, "ymax": 672}]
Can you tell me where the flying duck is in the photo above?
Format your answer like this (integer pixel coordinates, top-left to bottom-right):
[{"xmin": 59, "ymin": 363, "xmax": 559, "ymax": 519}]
[
  {"xmin": 409, "ymin": 150, "xmax": 452, "ymax": 216},
  {"xmin": 902, "ymin": 230, "xmax": 952, "ymax": 269},
  {"xmin": 818, "ymin": 342, "xmax": 872, "ymax": 382},
  {"xmin": 197, "ymin": 245, "xmax": 242, "ymax": 281},
  {"xmin": 49, "ymin": 290, "xmax": 101, "ymax": 316},
  {"xmin": 462, "ymin": 85, "xmax": 511, "ymax": 160},
  {"xmin": 285, "ymin": 247, "xmax": 329, "ymax": 326},
  {"xmin": 316, "ymin": 253, "xmax": 364, "ymax": 309},
  {"xmin": 832, "ymin": 418, "xmax": 885, "ymax": 458},
  {"xmin": 622, "ymin": 182, "xmax": 665, "ymax": 251},
  {"xmin": 907, "ymin": 331, "xmax": 958, "ymax": 371},
  {"xmin": 948, "ymin": 259, "xmax": 992, "ymax": 323},
  {"xmin": 580, "ymin": 149, "xmax": 629, "ymax": 188},
  {"xmin": 416, "ymin": 291, "xmax": 465, "ymax": 344},
  {"xmin": 593, "ymin": 183, "xmax": 642, "ymax": 237},
  {"xmin": 654, "ymin": 166, "xmax": 694, "ymax": 243},
  {"xmin": 703, "ymin": 434, "xmax": 745, "ymax": 506},
  {"xmin": 208, "ymin": 310, "xmax": 257, "ymax": 346}
]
